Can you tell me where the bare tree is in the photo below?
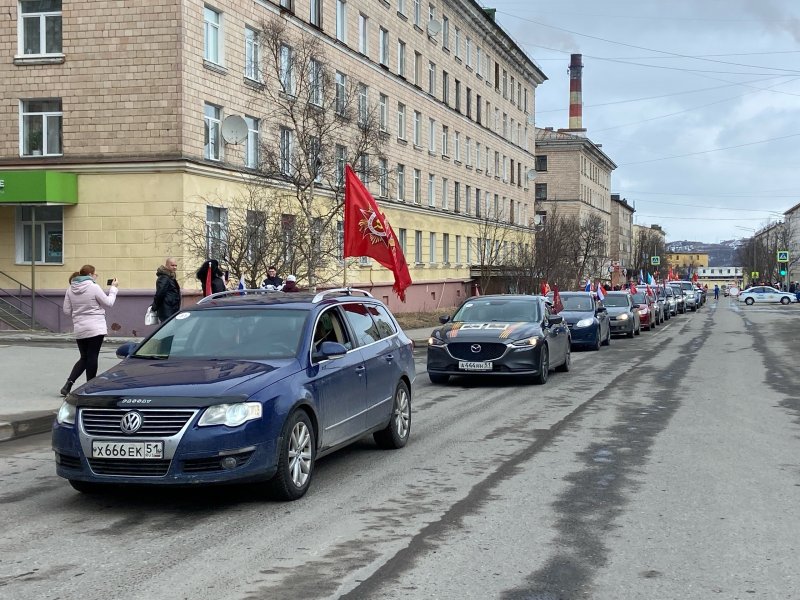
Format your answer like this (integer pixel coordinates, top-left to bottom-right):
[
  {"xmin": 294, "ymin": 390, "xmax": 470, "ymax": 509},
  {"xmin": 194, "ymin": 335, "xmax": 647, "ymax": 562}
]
[
  {"xmin": 568, "ymin": 213, "xmax": 609, "ymax": 288},
  {"xmin": 472, "ymin": 203, "xmax": 517, "ymax": 293},
  {"xmin": 631, "ymin": 227, "xmax": 667, "ymax": 281},
  {"xmin": 529, "ymin": 204, "xmax": 578, "ymax": 291}
]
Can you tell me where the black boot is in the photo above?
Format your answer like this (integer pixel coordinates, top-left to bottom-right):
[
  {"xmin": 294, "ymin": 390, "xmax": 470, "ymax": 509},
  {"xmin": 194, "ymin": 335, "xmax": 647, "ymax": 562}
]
[{"xmin": 60, "ymin": 380, "xmax": 74, "ymax": 396}]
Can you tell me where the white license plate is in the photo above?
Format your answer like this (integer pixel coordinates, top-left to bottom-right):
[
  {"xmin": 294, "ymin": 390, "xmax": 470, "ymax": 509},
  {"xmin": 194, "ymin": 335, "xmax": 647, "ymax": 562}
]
[
  {"xmin": 92, "ymin": 441, "xmax": 164, "ymax": 459},
  {"xmin": 458, "ymin": 360, "xmax": 493, "ymax": 371}
]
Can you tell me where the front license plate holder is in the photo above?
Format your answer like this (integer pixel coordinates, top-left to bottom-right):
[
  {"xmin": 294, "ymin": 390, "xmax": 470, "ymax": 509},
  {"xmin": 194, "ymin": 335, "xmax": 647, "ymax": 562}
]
[
  {"xmin": 92, "ymin": 440, "xmax": 164, "ymax": 459},
  {"xmin": 458, "ymin": 360, "xmax": 493, "ymax": 371}
]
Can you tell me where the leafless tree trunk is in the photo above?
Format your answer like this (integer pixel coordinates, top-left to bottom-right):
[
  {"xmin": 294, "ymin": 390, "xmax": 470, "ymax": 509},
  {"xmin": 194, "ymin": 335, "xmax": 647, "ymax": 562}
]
[{"xmin": 568, "ymin": 213, "xmax": 609, "ymax": 288}]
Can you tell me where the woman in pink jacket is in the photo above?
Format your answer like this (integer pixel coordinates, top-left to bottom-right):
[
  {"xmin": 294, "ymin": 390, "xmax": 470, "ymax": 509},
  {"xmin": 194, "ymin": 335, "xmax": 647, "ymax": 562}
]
[{"xmin": 61, "ymin": 265, "xmax": 118, "ymax": 396}]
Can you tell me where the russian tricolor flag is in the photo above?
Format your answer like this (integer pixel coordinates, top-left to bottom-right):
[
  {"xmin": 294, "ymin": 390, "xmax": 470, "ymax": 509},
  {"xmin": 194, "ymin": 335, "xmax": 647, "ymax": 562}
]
[
  {"xmin": 584, "ymin": 278, "xmax": 592, "ymax": 292},
  {"xmin": 238, "ymin": 274, "xmax": 246, "ymax": 294},
  {"xmin": 597, "ymin": 282, "xmax": 605, "ymax": 301}
]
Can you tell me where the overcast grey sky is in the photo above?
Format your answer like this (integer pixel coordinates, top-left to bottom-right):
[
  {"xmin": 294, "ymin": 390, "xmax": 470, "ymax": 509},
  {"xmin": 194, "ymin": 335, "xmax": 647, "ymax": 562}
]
[{"xmin": 484, "ymin": 0, "xmax": 800, "ymax": 243}]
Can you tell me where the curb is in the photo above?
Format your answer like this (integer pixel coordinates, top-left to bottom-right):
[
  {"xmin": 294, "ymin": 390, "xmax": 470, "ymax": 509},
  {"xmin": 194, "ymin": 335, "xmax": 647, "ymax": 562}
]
[{"xmin": 0, "ymin": 411, "xmax": 55, "ymax": 443}]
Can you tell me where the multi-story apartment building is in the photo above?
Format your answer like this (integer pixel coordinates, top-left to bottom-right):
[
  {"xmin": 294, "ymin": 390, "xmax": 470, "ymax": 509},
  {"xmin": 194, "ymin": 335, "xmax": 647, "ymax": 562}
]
[
  {"xmin": 782, "ymin": 202, "xmax": 800, "ymax": 283},
  {"xmin": 609, "ymin": 193, "xmax": 634, "ymax": 287},
  {"xmin": 0, "ymin": 0, "xmax": 546, "ymax": 332},
  {"xmin": 666, "ymin": 252, "xmax": 708, "ymax": 271}
]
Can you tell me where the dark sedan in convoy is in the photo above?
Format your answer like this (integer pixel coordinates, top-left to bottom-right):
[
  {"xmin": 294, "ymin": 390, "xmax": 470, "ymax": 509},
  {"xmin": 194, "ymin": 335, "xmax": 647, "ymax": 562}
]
[
  {"xmin": 558, "ymin": 291, "xmax": 611, "ymax": 350},
  {"xmin": 604, "ymin": 291, "xmax": 641, "ymax": 338},
  {"xmin": 52, "ymin": 289, "xmax": 416, "ymax": 501},
  {"xmin": 427, "ymin": 295, "xmax": 571, "ymax": 385}
]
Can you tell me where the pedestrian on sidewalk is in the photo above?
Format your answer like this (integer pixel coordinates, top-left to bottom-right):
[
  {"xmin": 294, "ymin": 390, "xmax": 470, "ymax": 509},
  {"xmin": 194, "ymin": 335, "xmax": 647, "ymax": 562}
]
[
  {"xmin": 281, "ymin": 274, "xmax": 300, "ymax": 292},
  {"xmin": 61, "ymin": 265, "xmax": 118, "ymax": 396},
  {"xmin": 262, "ymin": 265, "xmax": 284, "ymax": 290},
  {"xmin": 151, "ymin": 257, "xmax": 181, "ymax": 323},
  {"xmin": 714, "ymin": 284, "xmax": 720, "ymax": 300},
  {"xmin": 196, "ymin": 259, "xmax": 226, "ymax": 297}
]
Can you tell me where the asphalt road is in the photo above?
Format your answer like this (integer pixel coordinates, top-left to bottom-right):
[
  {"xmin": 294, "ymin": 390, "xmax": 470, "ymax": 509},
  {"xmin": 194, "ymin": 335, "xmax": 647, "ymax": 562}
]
[{"xmin": 1, "ymin": 299, "xmax": 798, "ymax": 600}]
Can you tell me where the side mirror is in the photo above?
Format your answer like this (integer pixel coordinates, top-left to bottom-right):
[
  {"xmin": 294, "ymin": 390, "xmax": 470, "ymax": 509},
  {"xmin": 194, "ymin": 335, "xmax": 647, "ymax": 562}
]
[
  {"xmin": 439, "ymin": 315, "xmax": 451, "ymax": 324},
  {"xmin": 595, "ymin": 306, "xmax": 606, "ymax": 313},
  {"xmin": 548, "ymin": 315, "xmax": 564, "ymax": 325},
  {"xmin": 116, "ymin": 342, "xmax": 137, "ymax": 358},
  {"xmin": 317, "ymin": 341, "xmax": 348, "ymax": 360}
]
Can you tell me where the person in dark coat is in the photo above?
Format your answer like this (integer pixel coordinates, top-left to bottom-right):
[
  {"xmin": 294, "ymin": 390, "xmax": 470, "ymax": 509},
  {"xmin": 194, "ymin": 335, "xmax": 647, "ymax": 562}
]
[
  {"xmin": 282, "ymin": 274, "xmax": 300, "ymax": 292},
  {"xmin": 262, "ymin": 265, "xmax": 283, "ymax": 289},
  {"xmin": 196, "ymin": 259, "xmax": 226, "ymax": 297},
  {"xmin": 151, "ymin": 257, "xmax": 181, "ymax": 322}
]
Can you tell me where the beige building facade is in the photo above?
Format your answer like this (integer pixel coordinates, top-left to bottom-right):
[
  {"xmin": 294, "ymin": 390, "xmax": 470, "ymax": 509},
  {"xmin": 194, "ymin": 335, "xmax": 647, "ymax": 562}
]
[
  {"xmin": 0, "ymin": 0, "xmax": 546, "ymax": 332},
  {"xmin": 609, "ymin": 194, "xmax": 634, "ymax": 287}
]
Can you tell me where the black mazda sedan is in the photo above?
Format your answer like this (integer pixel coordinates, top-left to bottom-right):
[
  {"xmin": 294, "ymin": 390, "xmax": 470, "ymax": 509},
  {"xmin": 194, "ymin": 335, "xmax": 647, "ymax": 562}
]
[{"xmin": 426, "ymin": 295, "xmax": 571, "ymax": 385}]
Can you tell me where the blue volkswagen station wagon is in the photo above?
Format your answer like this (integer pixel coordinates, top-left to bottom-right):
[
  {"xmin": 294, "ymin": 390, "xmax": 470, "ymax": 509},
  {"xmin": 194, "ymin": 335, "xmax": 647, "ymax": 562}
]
[{"xmin": 52, "ymin": 288, "xmax": 415, "ymax": 500}]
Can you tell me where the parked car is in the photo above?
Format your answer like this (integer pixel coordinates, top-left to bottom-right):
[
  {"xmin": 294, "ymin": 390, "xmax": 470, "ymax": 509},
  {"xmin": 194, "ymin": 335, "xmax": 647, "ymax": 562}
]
[
  {"xmin": 664, "ymin": 285, "xmax": 678, "ymax": 316},
  {"xmin": 558, "ymin": 291, "xmax": 611, "ymax": 351},
  {"xmin": 653, "ymin": 286, "xmax": 670, "ymax": 321},
  {"xmin": 631, "ymin": 291, "xmax": 658, "ymax": 330},
  {"xmin": 738, "ymin": 286, "xmax": 797, "ymax": 305},
  {"xmin": 53, "ymin": 288, "xmax": 416, "ymax": 500},
  {"xmin": 676, "ymin": 281, "xmax": 698, "ymax": 311},
  {"xmin": 427, "ymin": 295, "xmax": 571, "ymax": 385},
  {"xmin": 604, "ymin": 291, "xmax": 641, "ymax": 338},
  {"xmin": 668, "ymin": 283, "xmax": 686, "ymax": 314}
]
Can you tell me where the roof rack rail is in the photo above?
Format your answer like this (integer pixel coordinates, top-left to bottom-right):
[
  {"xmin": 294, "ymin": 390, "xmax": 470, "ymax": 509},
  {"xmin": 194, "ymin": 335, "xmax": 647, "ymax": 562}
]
[
  {"xmin": 197, "ymin": 288, "xmax": 284, "ymax": 304},
  {"xmin": 312, "ymin": 287, "xmax": 374, "ymax": 303}
]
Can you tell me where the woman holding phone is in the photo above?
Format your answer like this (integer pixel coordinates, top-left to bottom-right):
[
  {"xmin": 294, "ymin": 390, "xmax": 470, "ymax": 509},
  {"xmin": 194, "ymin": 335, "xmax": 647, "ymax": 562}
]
[{"xmin": 61, "ymin": 265, "xmax": 118, "ymax": 396}]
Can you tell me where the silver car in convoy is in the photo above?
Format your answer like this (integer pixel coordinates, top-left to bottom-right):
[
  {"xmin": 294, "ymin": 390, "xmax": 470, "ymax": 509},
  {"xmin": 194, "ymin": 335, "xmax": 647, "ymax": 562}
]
[
  {"xmin": 675, "ymin": 280, "xmax": 697, "ymax": 311},
  {"xmin": 604, "ymin": 291, "xmax": 641, "ymax": 338},
  {"xmin": 664, "ymin": 285, "xmax": 678, "ymax": 316},
  {"xmin": 668, "ymin": 283, "xmax": 686, "ymax": 314}
]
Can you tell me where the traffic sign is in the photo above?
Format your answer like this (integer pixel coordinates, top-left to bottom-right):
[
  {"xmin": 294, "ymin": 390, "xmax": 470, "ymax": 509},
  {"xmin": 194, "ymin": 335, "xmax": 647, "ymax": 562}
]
[
  {"xmin": 650, "ymin": 256, "xmax": 660, "ymax": 266},
  {"xmin": 777, "ymin": 250, "xmax": 789, "ymax": 263}
]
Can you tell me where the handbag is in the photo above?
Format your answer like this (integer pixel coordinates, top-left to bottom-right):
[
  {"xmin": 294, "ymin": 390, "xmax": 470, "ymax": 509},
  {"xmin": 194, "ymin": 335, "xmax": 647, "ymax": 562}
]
[{"xmin": 145, "ymin": 306, "xmax": 158, "ymax": 326}]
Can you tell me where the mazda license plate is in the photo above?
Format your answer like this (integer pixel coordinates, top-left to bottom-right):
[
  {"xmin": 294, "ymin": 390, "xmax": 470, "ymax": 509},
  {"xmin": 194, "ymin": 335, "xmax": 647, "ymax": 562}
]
[
  {"xmin": 92, "ymin": 441, "xmax": 164, "ymax": 459},
  {"xmin": 458, "ymin": 360, "xmax": 492, "ymax": 371}
]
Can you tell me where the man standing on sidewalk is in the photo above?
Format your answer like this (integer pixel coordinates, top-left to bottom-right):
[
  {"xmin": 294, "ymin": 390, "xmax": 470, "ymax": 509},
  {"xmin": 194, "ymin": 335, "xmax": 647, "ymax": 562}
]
[{"xmin": 152, "ymin": 257, "xmax": 181, "ymax": 323}]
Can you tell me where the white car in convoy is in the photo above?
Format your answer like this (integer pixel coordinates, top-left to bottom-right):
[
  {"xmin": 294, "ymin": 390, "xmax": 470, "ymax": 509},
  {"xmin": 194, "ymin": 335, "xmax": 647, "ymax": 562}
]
[{"xmin": 737, "ymin": 286, "xmax": 796, "ymax": 305}]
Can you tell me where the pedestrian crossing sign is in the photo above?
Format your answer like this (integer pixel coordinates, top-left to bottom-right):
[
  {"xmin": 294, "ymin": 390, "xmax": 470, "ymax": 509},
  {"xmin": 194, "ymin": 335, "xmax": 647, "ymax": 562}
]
[
  {"xmin": 777, "ymin": 250, "xmax": 789, "ymax": 263},
  {"xmin": 650, "ymin": 256, "xmax": 660, "ymax": 265}
]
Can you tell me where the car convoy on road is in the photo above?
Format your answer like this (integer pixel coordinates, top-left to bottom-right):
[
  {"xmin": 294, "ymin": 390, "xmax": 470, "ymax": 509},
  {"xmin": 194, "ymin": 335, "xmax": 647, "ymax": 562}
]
[{"xmin": 51, "ymin": 278, "xmax": 792, "ymax": 500}]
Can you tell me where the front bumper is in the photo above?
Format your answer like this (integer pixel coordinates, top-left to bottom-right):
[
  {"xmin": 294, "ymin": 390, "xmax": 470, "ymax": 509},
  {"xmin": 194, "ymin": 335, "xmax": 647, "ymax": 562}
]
[
  {"xmin": 427, "ymin": 344, "xmax": 544, "ymax": 376},
  {"xmin": 609, "ymin": 319, "xmax": 634, "ymax": 334},
  {"xmin": 569, "ymin": 324, "xmax": 599, "ymax": 346}
]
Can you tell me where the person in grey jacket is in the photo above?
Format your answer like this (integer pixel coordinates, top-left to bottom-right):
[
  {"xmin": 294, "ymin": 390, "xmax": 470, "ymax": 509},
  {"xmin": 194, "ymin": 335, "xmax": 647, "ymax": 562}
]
[{"xmin": 151, "ymin": 257, "xmax": 181, "ymax": 323}]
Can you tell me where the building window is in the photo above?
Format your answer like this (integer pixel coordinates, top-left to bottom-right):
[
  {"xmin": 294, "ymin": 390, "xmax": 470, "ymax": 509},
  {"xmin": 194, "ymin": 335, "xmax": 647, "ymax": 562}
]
[
  {"xmin": 20, "ymin": 0, "xmax": 62, "ymax": 56},
  {"xmin": 279, "ymin": 44, "xmax": 294, "ymax": 95},
  {"xmin": 16, "ymin": 206, "xmax": 63, "ymax": 264},
  {"xmin": 309, "ymin": 0, "xmax": 322, "ymax": 27},
  {"xmin": 204, "ymin": 6, "xmax": 222, "ymax": 64},
  {"xmin": 454, "ymin": 132, "xmax": 460, "ymax": 162},
  {"xmin": 279, "ymin": 127, "xmax": 293, "ymax": 175},
  {"xmin": 357, "ymin": 152, "xmax": 369, "ymax": 183},
  {"xmin": 414, "ymin": 51, "xmax": 422, "ymax": 86},
  {"xmin": 441, "ymin": 178, "xmax": 449, "ymax": 210},
  {"xmin": 465, "ymin": 185, "xmax": 471, "ymax": 214},
  {"xmin": 336, "ymin": 144, "xmax": 346, "ymax": 186},
  {"xmin": 454, "ymin": 80, "xmax": 461, "ymax": 112},
  {"xmin": 466, "ymin": 36, "xmax": 472, "ymax": 67},
  {"xmin": 428, "ymin": 118, "xmax": 436, "ymax": 153},
  {"xmin": 454, "ymin": 27, "xmax": 461, "ymax": 58},
  {"xmin": 535, "ymin": 183, "xmax": 547, "ymax": 200},
  {"xmin": 244, "ymin": 116, "xmax": 259, "ymax": 169},
  {"xmin": 309, "ymin": 136, "xmax": 322, "ymax": 182},
  {"xmin": 279, "ymin": 0, "xmax": 294, "ymax": 11},
  {"xmin": 413, "ymin": 110, "xmax": 422, "ymax": 146},
  {"xmin": 454, "ymin": 181, "xmax": 460, "ymax": 213},
  {"xmin": 20, "ymin": 99, "xmax": 61, "ymax": 157},
  {"xmin": 203, "ymin": 103, "xmax": 221, "ymax": 161},
  {"xmin": 336, "ymin": 0, "xmax": 347, "ymax": 43},
  {"xmin": 245, "ymin": 27, "xmax": 261, "ymax": 81},
  {"xmin": 397, "ymin": 164, "xmax": 406, "ymax": 201},
  {"xmin": 429, "ymin": 232, "xmax": 436, "ymax": 263},
  {"xmin": 443, "ymin": 233, "xmax": 450, "ymax": 263},
  {"xmin": 206, "ymin": 205, "xmax": 228, "ymax": 259},
  {"xmin": 379, "ymin": 27, "xmax": 389, "ymax": 66},
  {"xmin": 397, "ymin": 102, "xmax": 406, "ymax": 139},
  {"xmin": 428, "ymin": 62, "xmax": 436, "ymax": 96},
  {"xmin": 442, "ymin": 71, "xmax": 449, "ymax": 104},
  {"xmin": 398, "ymin": 0, "xmax": 406, "ymax": 15},
  {"xmin": 442, "ymin": 16, "xmax": 449, "ymax": 49},
  {"xmin": 535, "ymin": 155, "xmax": 547, "ymax": 172},
  {"xmin": 399, "ymin": 228, "xmax": 407, "ymax": 255},
  {"xmin": 358, "ymin": 13, "xmax": 368, "ymax": 55},
  {"xmin": 476, "ymin": 94, "xmax": 482, "ymax": 124},
  {"xmin": 413, "ymin": 168, "xmax": 421, "ymax": 204},
  {"xmin": 397, "ymin": 40, "xmax": 406, "ymax": 77},
  {"xmin": 441, "ymin": 125, "xmax": 449, "ymax": 156},
  {"xmin": 476, "ymin": 46, "xmax": 482, "ymax": 76},
  {"xmin": 455, "ymin": 235, "xmax": 461, "ymax": 263},
  {"xmin": 465, "ymin": 137, "xmax": 472, "ymax": 166},
  {"xmin": 428, "ymin": 173, "xmax": 435, "ymax": 207},
  {"xmin": 379, "ymin": 93, "xmax": 388, "ymax": 132},
  {"xmin": 309, "ymin": 59, "xmax": 323, "ymax": 106},
  {"xmin": 379, "ymin": 157, "xmax": 388, "ymax": 197},
  {"xmin": 335, "ymin": 71, "xmax": 346, "ymax": 114},
  {"xmin": 415, "ymin": 230, "xmax": 422, "ymax": 263},
  {"xmin": 413, "ymin": 0, "xmax": 421, "ymax": 26},
  {"xmin": 357, "ymin": 83, "xmax": 368, "ymax": 127}
]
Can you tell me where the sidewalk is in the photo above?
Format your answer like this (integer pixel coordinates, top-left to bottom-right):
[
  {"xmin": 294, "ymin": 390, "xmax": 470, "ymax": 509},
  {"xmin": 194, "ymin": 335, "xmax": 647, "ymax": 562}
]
[{"xmin": 0, "ymin": 326, "xmax": 436, "ymax": 444}]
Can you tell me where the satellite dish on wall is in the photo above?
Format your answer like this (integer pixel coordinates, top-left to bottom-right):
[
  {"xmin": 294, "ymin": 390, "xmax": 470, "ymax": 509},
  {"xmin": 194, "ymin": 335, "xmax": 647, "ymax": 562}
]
[
  {"xmin": 221, "ymin": 115, "xmax": 248, "ymax": 144},
  {"xmin": 427, "ymin": 19, "xmax": 442, "ymax": 37},
  {"xmin": 526, "ymin": 168, "xmax": 537, "ymax": 181}
]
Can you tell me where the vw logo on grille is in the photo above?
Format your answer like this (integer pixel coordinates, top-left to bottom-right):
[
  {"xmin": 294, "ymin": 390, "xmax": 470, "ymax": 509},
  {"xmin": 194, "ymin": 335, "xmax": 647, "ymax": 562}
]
[
  {"xmin": 470, "ymin": 344, "xmax": 482, "ymax": 353},
  {"xmin": 120, "ymin": 411, "xmax": 143, "ymax": 434}
]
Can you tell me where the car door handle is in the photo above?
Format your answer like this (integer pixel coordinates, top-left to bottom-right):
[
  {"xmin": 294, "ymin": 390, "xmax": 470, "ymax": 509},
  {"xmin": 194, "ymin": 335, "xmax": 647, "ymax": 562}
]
[
  {"xmin": 384, "ymin": 354, "xmax": 394, "ymax": 362},
  {"xmin": 355, "ymin": 365, "xmax": 366, "ymax": 373}
]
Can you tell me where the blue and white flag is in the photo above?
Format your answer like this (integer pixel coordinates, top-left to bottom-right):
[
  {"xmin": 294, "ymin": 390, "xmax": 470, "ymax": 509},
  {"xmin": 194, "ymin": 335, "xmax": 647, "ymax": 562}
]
[
  {"xmin": 238, "ymin": 274, "xmax": 246, "ymax": 293},
  {"xmin": 584, "ymin": 278, "xmax": 592, "ymax": 292},
  {"xmin": 647, "ymin": 272, "xmax": 655, "ymax": 285}
]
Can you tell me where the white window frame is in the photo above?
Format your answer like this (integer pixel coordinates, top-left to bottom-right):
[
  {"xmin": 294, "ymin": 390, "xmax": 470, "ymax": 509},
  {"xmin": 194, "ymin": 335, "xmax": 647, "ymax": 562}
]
[
  {"xmin": 428, "ymin": 118, "xmax": 436, "ymax": 153},
  {"xmin": 429, "ymin": 232, "xmax": 436, "ymax": 264},
  {"xmin": 280, "ymin": 127, "xmax": 293, "ymax": 175},
  {"xmin": 428, "ymin": 61, "xmax": 436, "ymax": 96},
  {"xmin": 442, "ymin": 178, "xmax": 449, "ymax": 210},
  {"xmin": 441, "ymin": 125, "xmax": 449, "ymax": 157},
  {"xmin": 465, "ymin": 137, "xmax": 472, "ymax": 166},
  {"xmin": 358, "ymin": 83, "xmax": 368, "ymax": 127},
  {"xmin": 454, "ymin": 131, "xmax": 460, "ymax": 162},
  {"xmin": 15, "ymin": 205, "xmax": 64, "ymax": 265},
  {"xmin": 398, "ymin": 40, "xmax": 406, "ymax": 77},
  {"xmin": 309, "ymin": 59, "xmax": 323, "ymax": 106},
  {"xmin": 413, "ymin": 110, "xmax": 422, "ymax": 146},
  {"xmin": 245, "ymin": 27, "xmax": 261, "ymax": 81},
  {"xmin": 415, "ymin": 230, "xmax": 422, "ymax": 263},
  {"xmin": 397, "ymin": 102, "xmax": 406, "ymax": 140},
  {"xmin": 244, "ymin": 115, "xmax": 259, "ymax": 169},
  {"xmin": 204, "ymin": 6, "xmax": 223, "ymax": 65},
  {"xmin": 428, "ymin": 173, "xmax": 435, "ymax": 207},
  {"xmin": 19, "ymin": 98, "xmax": 62, "ymax": 157},
  {"xmin": 413, "ymin": 0, "xmax": 421, "ymax": 26},
  {"xmin": 335, "ymin": 71, "xmax": 346, "ymax": 114},
  {"xmin": 336, "ymin": 0, "xmax": 347, "ymax": 43},
  {"xmin": 206, "ymin": 205, "xmax": 228, "ymax": 260},
  {"xmin": 413, "ymin": 168, "xmax": 421, "ymax": 204},
  {"xmin": 454, "ymin": 181, "xmax": 460, "ymax": 213},
  {"xmin": 204, "ymin": 103, "xmax": 222, "ymax": 161},
  {"xmin": 309, "ymin": 0, "xmax": 322, "ymax": 27},
  {"xmin": 397, "ymin": 164, "xmax": 406, "ymax": 201},
  {"xmin": 443, "ymin": 233, "xmax": 450, "ymax": 264},
  {"xmin": 358, "ymin": 13, "xmax": 368, "ymax": 55},
  {"xmin": 454, "ymin": 27, "xmax": 461, "ymax": 59},
  {"xmin": 455, "ymin": 235, "xmax": 461, "ymax": 264},
  {"xmin": 379, "ymin": 27, "xmax": 389, "ymax": 66},
  {"xmin": 279, "ymin": 44, "xmax": 294, "ymax": 95},
  {"xmin": 335, "ymin": 144, "xmax": 346, "ymax": 186},
  {"xmin": 379, "ymin": 93, "xmax": 388, "ymax": 132},
  {"xmin": 18, "ymin": 0, "xmax": 62, "ymax": 56},
  {"xmin": 378, "ymin": 157, "xmax": 388, "ymax": 197},
  {"xmin": 442, "ymin": 16, "xmax": 449, "ymax": 49}
]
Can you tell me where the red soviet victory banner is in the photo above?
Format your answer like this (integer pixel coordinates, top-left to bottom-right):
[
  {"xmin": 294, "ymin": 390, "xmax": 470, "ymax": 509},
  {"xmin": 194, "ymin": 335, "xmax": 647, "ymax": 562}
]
[{"xmin": 343, "ymin": 165, "xmax": 412, "ymax": 301}]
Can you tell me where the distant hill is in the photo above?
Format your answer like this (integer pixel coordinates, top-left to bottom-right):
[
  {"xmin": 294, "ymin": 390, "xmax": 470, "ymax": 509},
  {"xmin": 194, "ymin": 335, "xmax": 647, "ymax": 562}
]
[{"xmin": 666, "ymin": 240, "xmax": 743, "ymax": 267}]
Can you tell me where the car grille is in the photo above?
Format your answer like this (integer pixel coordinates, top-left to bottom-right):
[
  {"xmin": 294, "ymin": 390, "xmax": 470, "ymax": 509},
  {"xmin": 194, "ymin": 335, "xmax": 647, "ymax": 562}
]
[
  {"xmin": 183, "ymin": 450, "xmax": 255, "ymax": 473},
  {"xmin": 448, "ymin": 342, "xmax": 507, "ymax": 361},
  {"xmin": 81, "ymin": 408, "xmax": 196, "ymax": 437},
  {"xmin": 56, "ymin": 453, "xmax": 82, "ymax": 470},
  {"xmin": 88, "ymin": 458, "xmax": 171, "ymax": 477}
]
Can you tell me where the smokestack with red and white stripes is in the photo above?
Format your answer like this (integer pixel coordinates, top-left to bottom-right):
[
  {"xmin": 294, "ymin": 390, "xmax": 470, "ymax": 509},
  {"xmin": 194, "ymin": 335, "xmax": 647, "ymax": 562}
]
[{"xmin": 568, "ymin": 54, "xmax": 585, "ymax": 132}]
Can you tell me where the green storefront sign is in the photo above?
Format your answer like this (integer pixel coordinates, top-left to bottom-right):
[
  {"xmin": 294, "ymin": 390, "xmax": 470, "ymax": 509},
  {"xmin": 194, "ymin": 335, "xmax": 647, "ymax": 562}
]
[{"xmin": 0, "ymin": 170, "xmax": 78, "ymax": 205}]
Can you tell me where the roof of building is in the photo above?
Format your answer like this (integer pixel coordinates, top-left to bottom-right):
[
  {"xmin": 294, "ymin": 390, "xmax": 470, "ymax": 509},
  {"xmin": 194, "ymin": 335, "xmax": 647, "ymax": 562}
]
[{"xmin": 534, "ymin": 128, "xmax": 618, "ymax": 170}]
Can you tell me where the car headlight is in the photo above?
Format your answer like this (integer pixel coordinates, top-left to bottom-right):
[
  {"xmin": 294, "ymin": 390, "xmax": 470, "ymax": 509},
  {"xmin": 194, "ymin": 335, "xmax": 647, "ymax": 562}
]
[
  {"xmin": 511, "ymin": 337, "xmax": 538, "ymax": 347},
  {"xmin": 198, "ymin": 402, "xmax": 263, "ymax": 427},
  {"xmin": 575, "ymin": 318, "xmax": 594, "ymax": 328},
  {"xmin": 617, "ymin": 313, "xmax": 629, "ymax": 321},
  {"xmin": 428, "ymin": 335, "xmax": 446, "ymax": 346},
  {"xmin": 57, "ymin": 401, "xmax": 76, "ymax": 425}
]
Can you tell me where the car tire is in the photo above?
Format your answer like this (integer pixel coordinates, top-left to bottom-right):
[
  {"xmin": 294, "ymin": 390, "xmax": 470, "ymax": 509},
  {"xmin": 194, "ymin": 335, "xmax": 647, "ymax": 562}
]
[
  {"xmin": 428, "ymin": 372, "xmax": 449, "ymax": 384},
  {"xmin": 635, "ymin": 324, "xmax": 641, "ymax": 336},
  {"xmin": 745, "ymin": 297, "xmax": 754, "ymax": 305},
  {"xmin": 374, "ymin": 381, "xmax": 411, "ymax": 449},
  {"xmin": 69, "ymin": 480, "xmax": 102, "ymax": 494},
  {"xmin": 602, "ymin": 327, "xmax": 611, "ymax": 346},
  {"xmin": 627, "ymin": 325, "xmax": 635, "ymax": 338},
  {"xmin": 270, "ymin": 410, "xmax": 315, "ymax": 501},
  {"xmin": 556, "ymin": 345, "xmax": 571, "ymax": 372},
  {"xmin": 780, "ymin": 297, "xmax": 790, "ymax": 305},
  {"xmin": 592, "ymin": 329, "xmax": 601, "ymax": 351},
  {"xmin": 533, "ymin": 346, "xmax": 549, "ymax": 385}
]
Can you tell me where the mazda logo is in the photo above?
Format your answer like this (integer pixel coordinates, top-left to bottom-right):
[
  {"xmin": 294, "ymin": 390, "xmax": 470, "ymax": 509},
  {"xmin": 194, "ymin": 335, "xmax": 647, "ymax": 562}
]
[
  {"xmin": 470, "ymin": 344, "xmax": 482, "ymax": 353},
  {"xmin": 120, "ymin": 411, "xmax": 143, "ymax": 434}
]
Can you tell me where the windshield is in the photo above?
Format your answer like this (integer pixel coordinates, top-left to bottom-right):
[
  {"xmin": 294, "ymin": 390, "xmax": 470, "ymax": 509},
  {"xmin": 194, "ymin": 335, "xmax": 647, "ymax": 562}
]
[
  {"xmin": 631, "ymin": 293, "xmax": 647, "ymax": 304},
  {"xmin": 680, "ymin": 282, "xmax": 694, "ymax": 292},
  {"xmin": 134, "ymin": 308, "xmax": 308, "ymax": 360},
  {"xmin": 561, "ymin": 295, "xmax": 594, "ymax": 312},
  {"xmin": 603, "ymin": 295, "xmax": 630, "ymax": 308},
  {"xmin": 452, "ymin": 298, "xmax": 540, "ymax": 323}
]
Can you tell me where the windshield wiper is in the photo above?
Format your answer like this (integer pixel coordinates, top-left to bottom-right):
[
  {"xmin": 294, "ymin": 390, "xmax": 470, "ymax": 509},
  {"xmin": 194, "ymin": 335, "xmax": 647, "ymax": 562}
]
[{"xmin": 131, "ymin": 354, "xmax": 168, "ymax": 360}]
